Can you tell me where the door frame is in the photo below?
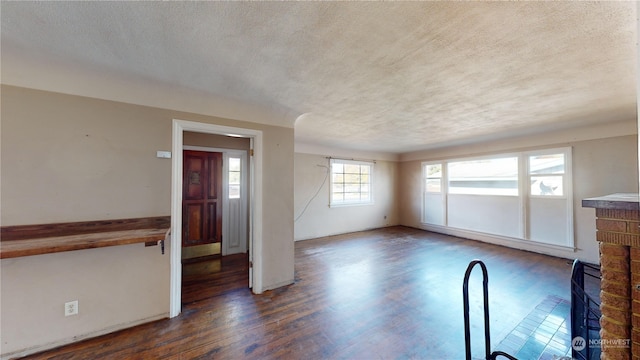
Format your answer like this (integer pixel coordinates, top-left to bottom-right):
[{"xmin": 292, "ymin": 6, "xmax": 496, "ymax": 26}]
[{"xmin": 170, "ymin": 119, "xmax": 263, "ymax": 318}]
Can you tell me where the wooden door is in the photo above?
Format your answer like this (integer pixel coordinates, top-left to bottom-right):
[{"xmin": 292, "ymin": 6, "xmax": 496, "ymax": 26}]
[{"xmin": 182, "ymin": 150, "xmax": 222, "ymax": 247}]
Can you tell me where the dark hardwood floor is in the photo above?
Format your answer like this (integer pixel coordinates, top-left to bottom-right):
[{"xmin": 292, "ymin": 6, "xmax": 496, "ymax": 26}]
[{"xmin": 18, "ymin": 226, "xmax": 574, "ymax": 359}]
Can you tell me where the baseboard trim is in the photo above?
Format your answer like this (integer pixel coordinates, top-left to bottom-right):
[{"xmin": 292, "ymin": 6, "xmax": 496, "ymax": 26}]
[
  {"xmin": 294, "ymin": 224, "xmax": 400, "ymax": 242},
  {"xmin": 417, "ymin": 223, "xmax": 582, "ymax": 260},
  {"xmin": 1, "ymin": 313, "xmax": 169, "ymax": 360},
  {"xmin": 261, "ymin": 278, "xmax": 295, "ymax": 292}
]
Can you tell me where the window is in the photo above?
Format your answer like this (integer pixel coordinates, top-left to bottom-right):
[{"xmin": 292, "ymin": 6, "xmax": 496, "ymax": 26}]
[
  {"xmin": 228, "ymin": 157, "xmax": 241, "ymax": 199},
  {"xmin": 423, "ymin": 163, "xmax": 445, "ymax": 226},
  {"xmin": 330, "ymin": 159, "xmax": 373, "ymax": 206},
  {"xmin": 421, "ymin": 147, "xmax": 573, "ymax": 247},
  {"xmin": 448, "ymin": 157, "xmax": 518, "ymax": 196},
  {"xmin": 528, "ymin": 153, "xmax": 565, "ymax": 197},
  {"xmin": 425, "ymin": 163, "xmax": 442, "ymax": 193}
]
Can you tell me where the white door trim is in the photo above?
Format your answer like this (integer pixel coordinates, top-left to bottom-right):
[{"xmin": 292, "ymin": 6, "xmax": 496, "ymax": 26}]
[{"xmin": 171, "ymin": 119, "xmax": 264, "ymax": 318}]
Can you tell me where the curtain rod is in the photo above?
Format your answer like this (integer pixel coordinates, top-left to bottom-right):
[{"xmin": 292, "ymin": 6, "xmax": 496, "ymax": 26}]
[{"xmin": 324, "ymin": 156, "xmax": 376, "ymax": 164}]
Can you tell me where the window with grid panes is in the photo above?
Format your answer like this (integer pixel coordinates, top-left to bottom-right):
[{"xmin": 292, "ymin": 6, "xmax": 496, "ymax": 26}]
[
  {"xmin": 330, "ymin": 159, "xmax": 373, "ymax": 206},
  {"xmin": 228, "ymin": 157, "xmax": 241, "ymax": 199}
]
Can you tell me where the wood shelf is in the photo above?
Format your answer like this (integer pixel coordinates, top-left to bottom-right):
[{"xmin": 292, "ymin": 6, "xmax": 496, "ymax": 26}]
[
  {"xmin": 0, "ymin": 217, "xmax": 170, "ymax": 259},
  {"xmin": 0, "ymin": 228, "xmax": 169, "ymax": 259}
]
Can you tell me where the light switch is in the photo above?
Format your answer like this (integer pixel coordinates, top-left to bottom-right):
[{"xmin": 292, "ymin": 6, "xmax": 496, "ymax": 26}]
[{"xmin": 156, "ymin": 151, "xmax": 172, "ymax": 159}]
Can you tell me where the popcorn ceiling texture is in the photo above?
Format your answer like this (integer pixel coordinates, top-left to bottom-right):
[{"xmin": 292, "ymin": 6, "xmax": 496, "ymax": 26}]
[{"xmin": 1, "ymin": 2, "xmax": 636, "ymax": 153}]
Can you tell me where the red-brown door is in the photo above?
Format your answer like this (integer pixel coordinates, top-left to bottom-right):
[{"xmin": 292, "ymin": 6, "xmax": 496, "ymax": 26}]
[{"xmin": 182, "ymin": 150, "xmax": 222, "ymax": 247}]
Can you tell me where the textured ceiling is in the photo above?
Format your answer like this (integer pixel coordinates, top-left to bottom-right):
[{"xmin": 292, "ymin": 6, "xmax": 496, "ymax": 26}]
[{"xmin": 1, "ymin": 2, "xmax": 637, "ymax": 154}]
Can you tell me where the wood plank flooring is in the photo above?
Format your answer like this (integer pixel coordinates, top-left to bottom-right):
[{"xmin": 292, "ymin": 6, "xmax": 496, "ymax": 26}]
[{"xmin": 17, "ymin": 226, "xmax": 573, "ymax": 359}]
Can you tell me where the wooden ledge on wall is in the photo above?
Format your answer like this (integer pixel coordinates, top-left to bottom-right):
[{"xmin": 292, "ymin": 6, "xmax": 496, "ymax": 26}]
[{"xmin": 0, "ymin": 216, "xmax": 170, "ymax": 259}]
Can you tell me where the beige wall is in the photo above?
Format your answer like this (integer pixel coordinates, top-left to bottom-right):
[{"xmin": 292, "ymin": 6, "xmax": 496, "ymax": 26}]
[
  {"xmin": 0, "ymin": 85, "xmax": 294, "ymax": 357},
  {"xmin": 294, "ymin": 153, "xmax": 399, "ymax": 240},
  {"xmin": 1, "ymin": 244, "xmax": 169, "ymax": 357},
  {"xmin": 399, "ymin": 133, "xmax": 639, "ymax": 264}
]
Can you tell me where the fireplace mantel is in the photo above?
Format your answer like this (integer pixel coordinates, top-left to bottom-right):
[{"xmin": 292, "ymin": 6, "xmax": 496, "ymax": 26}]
[{"xmin": 583, "ymin": 193, "xmax": 640, "ymax": 211}]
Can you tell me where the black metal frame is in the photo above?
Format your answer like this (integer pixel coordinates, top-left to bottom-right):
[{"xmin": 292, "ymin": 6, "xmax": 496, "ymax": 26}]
[
  {"xmin": 570, "ymin": 259, "xmax": 601, "ymax": 360},
  {"xmin": 463, "ymin": 260, "xmax": 518, "ymax": 360}
]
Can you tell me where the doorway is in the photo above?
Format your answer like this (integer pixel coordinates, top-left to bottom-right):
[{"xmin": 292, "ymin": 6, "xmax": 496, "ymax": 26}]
[
  {"xmin": 181, "ymin": 145, "xmax": 249, "ymax": 291},
  {"xmin": 170, "ymin": 119, "xmax": 264, "ymax": 318}
]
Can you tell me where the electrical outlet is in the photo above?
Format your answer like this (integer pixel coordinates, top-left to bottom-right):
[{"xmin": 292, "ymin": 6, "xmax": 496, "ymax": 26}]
[{"xmin": 65, "ymin": 300, "xmax": 78, "ymax": 316}]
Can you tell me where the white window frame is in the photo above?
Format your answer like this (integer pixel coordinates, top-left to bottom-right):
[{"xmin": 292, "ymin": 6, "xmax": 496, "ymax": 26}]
[
  {"xmin": 422, "ymin": 161, "xmax": 446, "ymax": 225},
  {"xmin": 420, "ymin": 147, "xmax": 574, "ymax": 248},
  {"xmin": 523, "ymin": 147, "xmax": 573, "ymax": 246},
  {"xmin": 526, "ymin": 148, "xmax": 570, "ymax": 199},
  {"xmin": 228, "ymin": 156, "xmax": 242, "ymax": 200},
  {"xmin": 424, "ymin": 162, "xmax": 443, "ymax": 194},
  {"xmin": 329, "ymin": 159, "xmax": 374, "ymax": 207}
]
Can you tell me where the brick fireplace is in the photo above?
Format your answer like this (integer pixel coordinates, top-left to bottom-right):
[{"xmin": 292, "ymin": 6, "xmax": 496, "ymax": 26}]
[{"xmin": 583, "ymin": 193, "xmax": 640, "ymax": 360}]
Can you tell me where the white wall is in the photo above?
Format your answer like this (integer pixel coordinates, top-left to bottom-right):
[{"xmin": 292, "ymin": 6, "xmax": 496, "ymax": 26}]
[
  {"xmin": 294, "ymin": 152, "xmax": 399, "ymax": 240},
  {"xmin": 572, "ymin": 135, "xmax": 639, "ymax": 262}
]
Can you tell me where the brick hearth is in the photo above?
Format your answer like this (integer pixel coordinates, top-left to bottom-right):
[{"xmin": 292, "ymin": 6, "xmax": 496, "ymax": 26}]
[{"xmin": 584, "ymin": 193, "xmax": 640, "ymax": 360}]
